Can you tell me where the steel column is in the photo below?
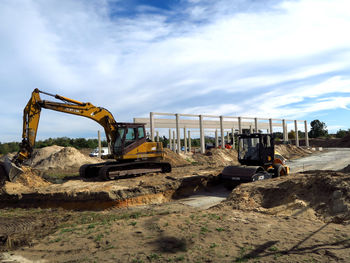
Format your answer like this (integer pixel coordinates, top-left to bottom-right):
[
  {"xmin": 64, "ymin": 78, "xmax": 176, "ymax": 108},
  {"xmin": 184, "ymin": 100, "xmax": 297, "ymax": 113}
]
[
  {"xmin": 294, "ymin": 120, "xmax": 299, "ymax": 146},
  {"xmin": 176, "ymin": 114, "xmax": 181, "ymax": 153},
  {"xmin": 183, "ymin": 127, "xmax": 187, "ymax": 153},
  {"xmin": 304, "ymin": 121, "xmax": 309, "ymax": 147},
  {"xmin": 173, "ymin": 131, "xmax": 176, "ymax": 151},
  {"xmin": 238, "ymin": 117, "xmax": 242, "ymax": 134},
  {"xmin": 220, "ymin": 116, "xmax": 225, "ymax": 148},
  {"xmin": 200, "ymin": 115, "xmax": 205, "ymax": 154},
  {"xmin": 282, "ymin": 119, "xmax": 287, "ymax": 142},
  {"xmin": 150, "ymin": 112, "xmax": 155, "ymax": 141}
]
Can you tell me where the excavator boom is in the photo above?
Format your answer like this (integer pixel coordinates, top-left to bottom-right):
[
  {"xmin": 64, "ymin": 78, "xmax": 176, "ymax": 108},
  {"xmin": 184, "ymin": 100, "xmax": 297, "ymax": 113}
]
[
  {"xmin": 13, "ymin": 89, "xmax": 117, "ymax": 166},
  {"xmin": 0, "ymin": 89, "xmax": 170, "ymax": 184}
]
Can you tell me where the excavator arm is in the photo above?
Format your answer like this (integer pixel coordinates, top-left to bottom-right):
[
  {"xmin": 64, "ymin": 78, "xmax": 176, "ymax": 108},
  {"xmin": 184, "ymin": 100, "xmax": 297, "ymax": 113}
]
[
  {"xmin": 0, "ymin": 88, "xmax": 170, "ymax": 184},
  {"xmin": 15, "ymin": 89, "xmax": 118, "ymax": 165},
  {"xmin": 1, "ymin": 89, "xmax": 119, "ymax": 182}
]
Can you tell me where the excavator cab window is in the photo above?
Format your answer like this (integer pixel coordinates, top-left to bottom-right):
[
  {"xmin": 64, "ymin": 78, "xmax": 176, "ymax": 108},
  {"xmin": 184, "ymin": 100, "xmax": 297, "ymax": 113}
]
[
  {"xmin": 114, "ymin": 124, "xmax": 147, "ymax": 155},
  {"xmin": 138, "ymin": 127, "xmax": 145, "ymax": 139},
  {"xmin": 125, "ymin": 128, "xmax": 137, "ymax": 146},
  {"xmin": 114, "ymin": 128, "xmax": 125, "ymax": 154}
]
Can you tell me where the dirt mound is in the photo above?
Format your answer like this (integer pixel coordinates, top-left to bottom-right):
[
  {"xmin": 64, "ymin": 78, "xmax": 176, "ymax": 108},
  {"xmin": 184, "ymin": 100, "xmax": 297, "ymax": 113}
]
[
  {"xmin": 15, "ymin": 166, "xmax": 50, "ymax": 188},
  {"xmin": 163, "ymin": 148, "xmax": 190, "ymax": 167},
  {"xmin": 337, "ymin": 135, "xmax": 350, "ymax": 147},
  {"xmin": 275, "ymin": 144, "xmax": 313, "ymax": 159},
  {"xmin": 340, "ymin": 164, "xmax": 350, "ymax": 173},
  {"xmin": 32, "ymin": 146, "xmax": 99, "ymax": 172},
  {"xmin": 309, "ymin": 135, "xmax": 350, "ymax": 148},
  {"xmin": 28, "ymin": 145, "xmax": 64, "ymax": 166},
  {"xmin": 1, "ymin": 166, "xmax": 50, "ymax": 192},
  {"xmin": 192, "ymin": 148, "xmax": 239, "ymax": 167},
  {"xmin": 226, "ymin": 171, "xmax": 350, "ymax": 223}
]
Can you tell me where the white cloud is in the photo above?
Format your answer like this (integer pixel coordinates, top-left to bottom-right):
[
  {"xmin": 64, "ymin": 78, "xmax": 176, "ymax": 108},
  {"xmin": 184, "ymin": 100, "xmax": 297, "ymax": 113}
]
[{"xmin": 1, "ymin": 0, "xmax": 350, "ymax": 141}]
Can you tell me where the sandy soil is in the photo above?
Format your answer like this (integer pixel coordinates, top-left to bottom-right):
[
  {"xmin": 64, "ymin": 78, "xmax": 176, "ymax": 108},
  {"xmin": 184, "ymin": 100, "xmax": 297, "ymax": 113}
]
[
  {"xmin": 1, "ymin": 145, "xmax": 349, "ymax": 262},
  {"xmin": 1, "ymin": 171, "xmax": 349, "ymax": 263}
]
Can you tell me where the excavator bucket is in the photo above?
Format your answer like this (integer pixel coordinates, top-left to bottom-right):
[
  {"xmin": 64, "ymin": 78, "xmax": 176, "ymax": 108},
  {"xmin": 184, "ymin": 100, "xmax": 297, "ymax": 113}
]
[{"xmin": 0, "ymin": 157, "xmax": 23, "ymax": 185}]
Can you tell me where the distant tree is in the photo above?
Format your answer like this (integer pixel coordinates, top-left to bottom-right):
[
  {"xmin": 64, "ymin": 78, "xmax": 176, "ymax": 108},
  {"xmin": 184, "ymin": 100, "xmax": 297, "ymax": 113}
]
[
  {"xmin": 191, "ymin": 138, "xmax": 200, "ymax": 147},
  {"xmin": 336, "ymin": 129, "xmax": 350, "ymax": 138},
  {"xmin": 298, "ymin": 131, "xmax": 305, "ymax": 138},
  {"xmin": 288, "ymin": 130, "xmax": 296, "ymax": 140},
  {"xmin": 0, "ymin": 142, "xmax": 20, "ymax": 154},
  {"xmin": 308, "ymin": 120, "xmax": 328, "ymax": 138},
  {"xmin": 273, "ymin": 132, "xmax": 283, "ymax": 139},
  {"xmin": 159, "ymin": 136, "xmax": 169, "ymax": 148}
]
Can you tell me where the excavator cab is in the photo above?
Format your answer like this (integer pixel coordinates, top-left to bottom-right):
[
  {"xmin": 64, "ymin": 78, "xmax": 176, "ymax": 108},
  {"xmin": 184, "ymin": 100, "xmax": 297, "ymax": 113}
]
[
  {"xmin": 238, "ymin": 133, "xmax": 275, "ymax": 166},
  {"xmin": 114, "ymin": 123, "xmax": 147, "ymax": 156}
]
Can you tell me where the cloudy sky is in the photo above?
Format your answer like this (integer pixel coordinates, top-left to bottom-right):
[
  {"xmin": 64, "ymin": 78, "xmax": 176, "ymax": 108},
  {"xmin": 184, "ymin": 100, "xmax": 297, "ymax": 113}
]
[{"xmin": 1, "ymin": 0, "xmax": 350, "ymax": 142}]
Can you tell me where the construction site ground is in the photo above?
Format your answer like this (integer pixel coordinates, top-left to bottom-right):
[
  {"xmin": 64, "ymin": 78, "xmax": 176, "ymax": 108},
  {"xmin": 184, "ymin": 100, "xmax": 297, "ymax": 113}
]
[{"xmin": 0, "ymin": 145, "xmax": 349, "ymax": 262}]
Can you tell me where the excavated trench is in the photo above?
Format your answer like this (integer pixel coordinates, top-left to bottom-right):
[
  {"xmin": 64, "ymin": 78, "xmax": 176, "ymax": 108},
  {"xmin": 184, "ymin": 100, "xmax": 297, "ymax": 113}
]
[{"xmin": 0, "ymin": 171, "xmax": 227, "ymax": 211}]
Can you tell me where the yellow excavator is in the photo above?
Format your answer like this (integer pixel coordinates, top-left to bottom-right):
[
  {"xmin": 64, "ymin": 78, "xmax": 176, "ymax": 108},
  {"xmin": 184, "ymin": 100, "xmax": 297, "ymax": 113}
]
[{"xmin": 0, "ymin": 89, "xmax": 171, "ymax": 184}]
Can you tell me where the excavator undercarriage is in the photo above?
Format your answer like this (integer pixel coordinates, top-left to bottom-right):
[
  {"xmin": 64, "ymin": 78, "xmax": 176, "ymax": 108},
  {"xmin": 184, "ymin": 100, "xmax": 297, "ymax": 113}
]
[{"xmin": 80, "ymin": 160, "xmax": 171, "ymax": 180}]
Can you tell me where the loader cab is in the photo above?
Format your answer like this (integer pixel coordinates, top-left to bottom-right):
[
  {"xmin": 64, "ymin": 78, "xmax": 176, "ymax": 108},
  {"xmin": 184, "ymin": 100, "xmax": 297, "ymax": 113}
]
[
  {"xmin": 238, "ymin": 133, "xmax": 275, "ymax": 166},
  {"xmin": 113, "ymin": 123, "xmax": 147, "ymax": 156}
]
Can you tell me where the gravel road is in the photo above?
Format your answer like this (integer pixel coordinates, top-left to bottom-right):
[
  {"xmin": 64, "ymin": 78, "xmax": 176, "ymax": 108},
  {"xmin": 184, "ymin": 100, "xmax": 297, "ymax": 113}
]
[
  {"xmin": 181, "ymin": 148, "xmax": 350, "ymax": 209},
  {"xmin": 288, "ymin": 148, "xmax": 350, "ymax": 173}
]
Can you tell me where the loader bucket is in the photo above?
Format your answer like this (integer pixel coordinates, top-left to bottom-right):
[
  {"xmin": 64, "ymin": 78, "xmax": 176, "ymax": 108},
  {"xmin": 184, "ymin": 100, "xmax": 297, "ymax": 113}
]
[{"xmin": 0, "ymin": 157, "xmax": 23, "ymax": 185}]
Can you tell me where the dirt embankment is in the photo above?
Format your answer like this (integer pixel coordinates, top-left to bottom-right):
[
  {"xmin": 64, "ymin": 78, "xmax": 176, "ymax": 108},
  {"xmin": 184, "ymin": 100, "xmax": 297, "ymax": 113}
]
[
  {"xmin": 295, "ymin": 135, "xmax": 350, "ymax": 148},
  {"xmin": 192, "ymin": 148, "xmax": 240, "ymax": 167},
  {"xmin": 163, "ymin": 148, "xmax": 191, "ymax": 167},
  {"xmin": 1, "ymin": 146, "xmax": 350, "ymax": 262},
  {"xmin": 29, "ymin": 146, "xmax": 99, "ymax": 173},
  {"xmin": 164, "ymin": 148, "xmax": 240, "ymax": 168},
  {"xmin": 275, "ymin": 144, "xmax": 313, "ymax": 159},
  {"xmin": 225, "ymin": 171, "xmax": 350, "ymax": 223},
  {"xmin": 0, "ymin": 144, "xmax": 311, "ymax": 192}
]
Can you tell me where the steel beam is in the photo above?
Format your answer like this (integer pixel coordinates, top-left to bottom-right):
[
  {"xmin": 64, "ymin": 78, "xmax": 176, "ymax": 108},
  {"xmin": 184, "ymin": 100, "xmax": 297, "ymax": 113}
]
[
  {"xmin": 199, "ymin": 115, "xmax": 205, "ymax": 154},
  {"xmin": 220, "ymin": 116, "xmax": 225, "ymax": 148},
  {"xmin": 304, "ymin": 121, "xmax": 309, "ymax": 147},
  {"xmin": 294, "ymin": 120, "xmax": 299, "ymax": 146}
]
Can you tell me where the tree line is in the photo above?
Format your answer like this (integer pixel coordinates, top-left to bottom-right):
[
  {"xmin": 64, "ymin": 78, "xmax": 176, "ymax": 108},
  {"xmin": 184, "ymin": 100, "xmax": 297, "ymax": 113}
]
[
  {"xmin": 0, "ymin": 137, "xmax": 107, "ymax": 155},
  {"xmin": 1, "ymin": 119, "xmax": 348, "ymax": 155}
]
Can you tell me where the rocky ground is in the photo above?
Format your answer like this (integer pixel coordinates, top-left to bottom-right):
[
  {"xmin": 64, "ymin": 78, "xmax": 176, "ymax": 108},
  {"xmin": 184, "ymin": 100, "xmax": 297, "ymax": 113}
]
[{"xmin": 0, "ymin": 145, "xmax": 349, "ymax": 262}]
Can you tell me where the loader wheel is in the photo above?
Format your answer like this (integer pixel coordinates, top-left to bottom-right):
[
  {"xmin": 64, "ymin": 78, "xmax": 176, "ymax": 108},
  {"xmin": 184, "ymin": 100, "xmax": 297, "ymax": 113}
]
[
  {"xmin": 273, "ymin": 164, "xmax": 286, "ymax": 178},
  {"xmin": 0, "ymin": 164, "xmax": 8, "ymax": 187},
  {"xmin": 161, "ymin": 163, "xmax": 172, "ymax": 173}
]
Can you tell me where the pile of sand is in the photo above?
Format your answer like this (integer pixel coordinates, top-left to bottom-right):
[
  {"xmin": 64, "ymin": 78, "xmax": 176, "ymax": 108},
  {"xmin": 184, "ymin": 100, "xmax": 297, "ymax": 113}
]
[
  {"xmin": 275, "ymin": 144, "xmax": 313, "ymax": 159},
  {"xmin": 163, "ymin": 148, "xmax": 191, "ymax": 167},
  {"xmin": 29, "ymin": 145, "xmax": 64, "ymax": 166},
  {"xmin": 308, "ymin": 135, "xmax": 350, "ymax": 148},
  {"xmin": 32, "ymin": 146, "xmax": 99, "ymax": 171},
  {"xmin": 1, "ymin": 166, "xmax": 51, "ymax": 193},
  {"xmin": 192, "ymin": 148, "xmax": 239, "ymax": 167},
  {"xmin": 225, "ymin": 171, "xmax": 350, "ymax": 223},
  {"xmin": 340, "ymin": 164, "xmax": 350, "ymax": 173},
  {"xmin": 15, "ymin": 166, "xmax": 51, "ymax": 188}
]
